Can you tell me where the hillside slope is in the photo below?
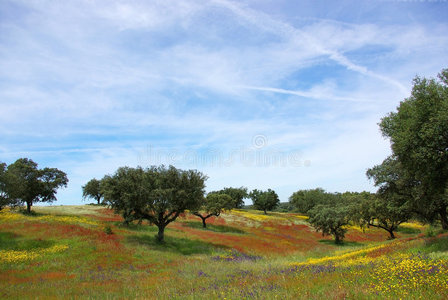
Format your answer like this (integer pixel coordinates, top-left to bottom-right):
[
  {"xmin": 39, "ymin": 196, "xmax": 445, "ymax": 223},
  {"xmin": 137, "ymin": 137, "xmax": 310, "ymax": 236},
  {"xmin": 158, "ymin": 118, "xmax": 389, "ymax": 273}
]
[{"xmin": 1, "ymin": 206, "xmax": 447, "ymax": 299}]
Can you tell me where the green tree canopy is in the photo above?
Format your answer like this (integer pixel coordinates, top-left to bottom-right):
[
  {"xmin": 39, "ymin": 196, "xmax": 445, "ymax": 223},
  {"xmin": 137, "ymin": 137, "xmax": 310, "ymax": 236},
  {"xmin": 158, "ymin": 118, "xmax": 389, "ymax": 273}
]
[
  {"xmin": 378, "ymin": 68, "xmax": 448, "ymax": 228},
  {"xmin": 308, "ymin": 204, "xmax": 350, "ymax": 244},
  {"xmin": 357, "ymin": 196, "xmax": 409, "ymax": 240},
  {"xmin": 274, "ymin": 202, "xmax": 297, "ymax": 213},
  {"xmin": 351, "ymin": 190, "xmax": 410, "ymax": 240},
  {"xmin": 5, "ymin": 158, "xmax": 68, "ymax": 213},
  {"xmin": 0, "ymin": 162, "xmax": 9, "ymax": 210},
  {"xmin": 366, "ymin": 157, "xmax": 414, "ymax": 198},
  {"xmin": 249, "ymin": 188, "xmax": 279, "ymax": 214},
  {"xmin": 102, "ymin": 165, "xmax": 207, "ymax": 242},
  {"xmin": 216, "ymin": 187, "xmax": 248, "ymax": 208},
  {"xmin": 289, "ymin": 188, "xmax": 342, "ymax": 214},
  {"xmin": 289, "ymin": 188, "xmax": 327, "ymax": 213},
  {"xmin": 102, "ymin": 167, "xmax": 146, "ymax": 225},
  {"xmin": 192, "ymin": 193, "xmax": 233, "ymax": 228},
  {"xmin": 82, "ymin": 178, "xmax": 104, "ymax": 205}
]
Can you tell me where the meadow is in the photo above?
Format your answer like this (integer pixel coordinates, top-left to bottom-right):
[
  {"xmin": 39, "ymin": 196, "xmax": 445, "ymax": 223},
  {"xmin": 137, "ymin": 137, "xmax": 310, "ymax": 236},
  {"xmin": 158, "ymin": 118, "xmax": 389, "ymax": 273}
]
[{"xmin": 1, "ymin": 205, "xmax": 448, "ymax": 299}]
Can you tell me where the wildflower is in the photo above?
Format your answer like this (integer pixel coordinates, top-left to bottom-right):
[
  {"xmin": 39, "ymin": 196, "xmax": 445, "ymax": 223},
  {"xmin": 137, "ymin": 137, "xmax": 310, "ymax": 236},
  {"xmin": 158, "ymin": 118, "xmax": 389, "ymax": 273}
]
[{"xmin": 0, "ymin": 244, "xmax": 69, "ymax": 263}]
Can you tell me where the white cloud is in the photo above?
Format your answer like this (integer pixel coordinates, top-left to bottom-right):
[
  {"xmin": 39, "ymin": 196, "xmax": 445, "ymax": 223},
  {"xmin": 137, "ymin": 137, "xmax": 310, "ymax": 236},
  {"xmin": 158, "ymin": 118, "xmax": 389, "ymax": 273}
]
[{"xmin": 1, "ymin": 0, "xmax": 447, "ymax": 204}]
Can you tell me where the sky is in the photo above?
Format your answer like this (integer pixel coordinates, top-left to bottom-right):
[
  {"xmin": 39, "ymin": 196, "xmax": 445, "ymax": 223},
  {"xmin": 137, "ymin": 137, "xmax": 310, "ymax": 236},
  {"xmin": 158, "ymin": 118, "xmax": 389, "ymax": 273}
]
[{"xmin": 1, "ymin": 0, "xmax": 447, "ymax": 205}]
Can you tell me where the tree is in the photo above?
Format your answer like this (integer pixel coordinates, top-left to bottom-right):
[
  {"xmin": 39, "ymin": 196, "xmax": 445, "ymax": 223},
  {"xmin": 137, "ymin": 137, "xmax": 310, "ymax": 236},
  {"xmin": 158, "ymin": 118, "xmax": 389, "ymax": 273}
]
[
  {"xmin": 5, "ymin": 158, "xmax": 68, "ymax": 213},
  {"xmin": 378, "ymin": 68, "xmax": 448, "ymax": 228},
  {"xmin": 82, "ymin": 178, "xmax": 104, "ymax": 205},
  {"xmin": 102, "ymin": 167, "xmax": 144, "ymax": 226},
  {"xmin": 249, "ymin": 189, "xmax": 279, "ymax": 214},
  {"xmin": 0, "ymin": 162, "xmax": 21, "ymax": 210},
  {"xmin": 357, "ymin": 197, "xmax": 409, "ymax": 240},
  {"xmin": 274, "ymin": 202, "xmax": 297, "ymax": 212},
  {"xmin": 289, "ymin": 188, "xmax": 333, "ymax": 214},
  {"xmin": 192, "ymin": 193, "xmax": 233, "ymax": 228},
  {"xmin": 103, "ymin": 165, "xmax": 206, "ymax": 242},
  {"xmin": 364, "ymin": 157, "xmax": 415, "ymax": 238},
  {"xmin": 0, "ymin": 162, "xmax": 9, "ymax": 211},
  {"xmin": 217, "ymin": 187, "xmax": 248, "ymax": 209},
  {"xmin": 351, "ymin": 190, "xmax": 410, "ymax": 240},
  {"xmin": 308, "ymin": 204, "xmax": 350, "ymax": 244}
]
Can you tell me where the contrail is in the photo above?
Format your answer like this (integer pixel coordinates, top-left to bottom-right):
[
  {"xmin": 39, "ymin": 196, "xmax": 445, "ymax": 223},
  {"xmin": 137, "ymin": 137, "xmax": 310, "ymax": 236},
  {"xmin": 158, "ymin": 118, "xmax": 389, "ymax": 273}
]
[
  {"xmin": 213, "ymin": 0, "xmax": 408, "ymax": 95},
  {"xmin": 236, "ymin": 84, "xmax": 364, "ymax": 102}
]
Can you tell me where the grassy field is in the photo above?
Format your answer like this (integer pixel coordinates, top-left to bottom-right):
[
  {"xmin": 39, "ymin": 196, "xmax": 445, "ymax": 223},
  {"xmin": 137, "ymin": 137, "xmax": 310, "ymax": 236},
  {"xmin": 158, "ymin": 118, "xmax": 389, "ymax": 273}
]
[{"xmin": 1, "ymin": 205, "xmax": 448, "ymax": 299}]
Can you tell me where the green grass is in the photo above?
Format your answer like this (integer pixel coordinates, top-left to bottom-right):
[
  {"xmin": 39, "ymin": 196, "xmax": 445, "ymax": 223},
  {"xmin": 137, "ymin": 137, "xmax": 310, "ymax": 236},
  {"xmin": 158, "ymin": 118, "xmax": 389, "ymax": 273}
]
[
  {"xmin": 114, "ymin": 222, "xmax": 158, "ymax": 232},
  {"xmin": 0, "ymin": 232, "xmax": 55, "ymax": 251},
  {"xmin": 182, "ymin": 221, "xmax": 246, "ymax": 234},
  {"xmin": 18, "ymin": 209, "xmax": 44, "ymax": 216},
  {"xmin": 421, "ymin": 236, "xmax": 448, "ymax": 252},
  {"xmin": 318, "ymin": 239, "xmax": 363, "ymax": 247},
  {"xmin": 397, "ymin": 226, "xmax": 421, "ymax": 234},
  {"xmin": 127, "ymin": 234, "xmax": 225, "ymax": 255}
]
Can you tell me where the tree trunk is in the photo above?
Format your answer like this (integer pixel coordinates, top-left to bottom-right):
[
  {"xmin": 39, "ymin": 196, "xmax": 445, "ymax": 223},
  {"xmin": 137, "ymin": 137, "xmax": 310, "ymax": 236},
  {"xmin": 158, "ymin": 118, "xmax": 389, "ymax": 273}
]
[
  {"xmin": 157, "ymin": 225, "xmax": 165, "ymax": 242},
  {"xmin": 334, "ymin": 234, "xmax": 341, "ymax": 244},
  {"xmin": 439, "ymin": 208, "xmax": 448, "ymax": 230},
  {"xmin": 387, "ymin": 229, "xmax": 396, "ymax": 239},
  {"xmin": 97, "ymin": 196, "xmax": 101, "ymax": 205},
  {"xmin": 263, "ymin": 209, "xmax": 267, "ymax": 215},
  {"xmin": 193, "ymin": 213, "xmax": 209, "ymax": 228},
  {"xmin": 26, "ymin": 201, "xmax": 32, "ymax": 213}
]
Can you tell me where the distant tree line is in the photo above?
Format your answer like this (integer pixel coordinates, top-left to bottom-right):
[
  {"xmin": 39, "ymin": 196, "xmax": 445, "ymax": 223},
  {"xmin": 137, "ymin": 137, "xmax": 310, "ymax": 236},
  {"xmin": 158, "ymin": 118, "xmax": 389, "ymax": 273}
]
[{"xmin": 82, "ymin": 169, "xmax": 284, "ymax": 241}]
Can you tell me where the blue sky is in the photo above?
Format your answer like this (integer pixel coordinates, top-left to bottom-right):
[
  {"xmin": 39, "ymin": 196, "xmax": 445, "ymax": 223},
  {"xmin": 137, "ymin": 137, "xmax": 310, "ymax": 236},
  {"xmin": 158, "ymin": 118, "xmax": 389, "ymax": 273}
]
[{"xmin": 1, "ymin": 0, "xmax": 447, "ymax": 205}]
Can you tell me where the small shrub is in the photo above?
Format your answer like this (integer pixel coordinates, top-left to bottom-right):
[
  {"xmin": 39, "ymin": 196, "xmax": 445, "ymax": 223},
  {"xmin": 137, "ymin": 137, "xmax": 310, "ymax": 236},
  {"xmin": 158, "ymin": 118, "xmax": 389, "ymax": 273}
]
[
  {"xmin": 436, "ymin": 228, "xmax": 447, "ymax": 235},
  {"xmin": 397, "ymin": 226, "xmax": 421, "ymax": 234},
  {"xmin": 104, "ymin": 225, "xmax": 113, "ymax": 235},
  {"xmin": 425, "ymin": 225, "xmax": 436, "ymax": 237}
]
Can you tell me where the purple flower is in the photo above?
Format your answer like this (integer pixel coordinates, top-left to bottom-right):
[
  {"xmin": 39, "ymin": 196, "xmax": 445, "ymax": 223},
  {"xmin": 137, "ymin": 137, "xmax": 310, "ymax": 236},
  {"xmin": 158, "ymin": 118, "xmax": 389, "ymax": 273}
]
[{"xmin": 198, "ymin": 270, "xmax": 208, "ymax": 277}]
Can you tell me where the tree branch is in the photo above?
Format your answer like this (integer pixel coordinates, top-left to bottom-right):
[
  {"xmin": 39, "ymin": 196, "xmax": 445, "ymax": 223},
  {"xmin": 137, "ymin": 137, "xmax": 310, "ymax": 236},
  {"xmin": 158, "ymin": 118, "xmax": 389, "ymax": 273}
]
[
  {"xmin": 192, "ymin": 212, "xmax": 203, "ymax": 218},
  {"xmin": 140, "ymin": 210, "xmax": 159, "ymax": 226},
  {"xmin": 368, "ymin": 220, "xmax": 393, "ymax": 232},
  {"xmin": 165, "ymin": 211, "xmax": 180, "ymax": 225},
  {"xmin": 205, "ymin": 212, "xmax": 219, "ymax": 219}
]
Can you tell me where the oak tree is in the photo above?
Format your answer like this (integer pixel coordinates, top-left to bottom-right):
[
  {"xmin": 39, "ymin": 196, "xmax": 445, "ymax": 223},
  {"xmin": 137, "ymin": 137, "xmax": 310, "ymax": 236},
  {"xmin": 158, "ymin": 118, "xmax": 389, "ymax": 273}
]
[
  {"xmin": 289, "ymin": 188, "xmax": 334, "ymax": 214},
  {"xmin": 379, "ymin": 68, "xmax": 448, "ymax": 228},
  {"xmin": 308, "ymin": 204, "xmax": 350, "ymax": 244},
  {"xmin": 0, "ymin": 162, "xmax": 8, "ymax": 210},
  {"xmin": 5, "ymin": 158, "xmax": 68, "ymax": 213},
  {"xmin": 192, "ymin": 193, "xmax": 233, "ymax": 228},
  {"xmin": 82, "ymin": 178, "xmax": 104, "ymax": 205},
  {"xmin": 103, "ymin": 165, "xmax": 206, "ymax": 242},
  {"xmin": 249, "ymin": 189, "xmax": 279, "ymax": 214},
  {"xmin": 216, "ymin": 187, "xmax": 248, "ymax": 209}
]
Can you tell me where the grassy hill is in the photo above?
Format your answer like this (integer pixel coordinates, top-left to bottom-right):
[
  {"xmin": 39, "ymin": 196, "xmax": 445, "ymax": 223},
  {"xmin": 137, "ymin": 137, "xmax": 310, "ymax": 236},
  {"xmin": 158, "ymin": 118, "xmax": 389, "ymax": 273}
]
[{"xmin": 1, "ymin": 205, "xmax": 447, "ymax": 299}]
